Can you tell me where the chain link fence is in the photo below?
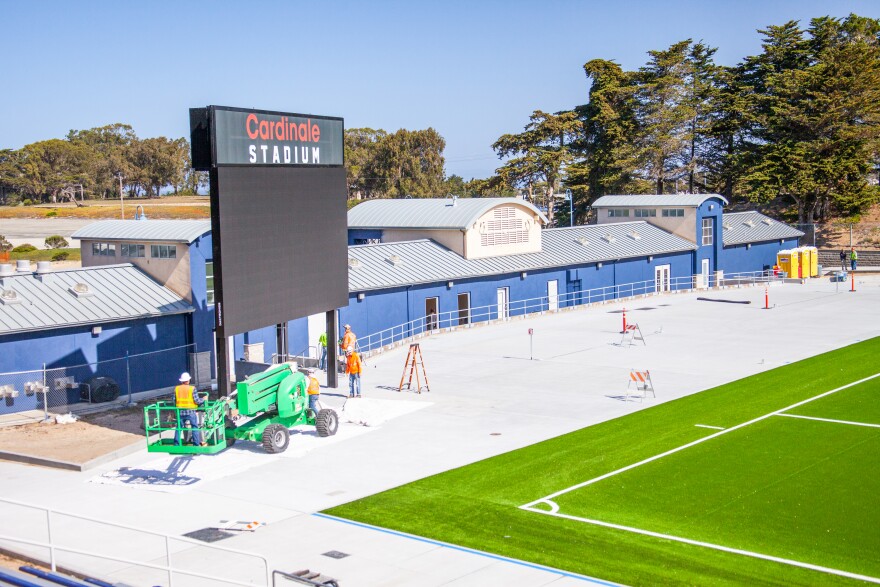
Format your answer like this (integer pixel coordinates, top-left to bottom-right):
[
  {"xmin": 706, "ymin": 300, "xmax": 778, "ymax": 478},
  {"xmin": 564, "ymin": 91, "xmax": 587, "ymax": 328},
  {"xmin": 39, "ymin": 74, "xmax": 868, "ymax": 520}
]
[
  {"xmin": 0, "ymin": 344, "xmax": 212, "ymax": 420},
  {"xmin": 793, "ymin": 222, "xmax": 880, "ymax": 249}
]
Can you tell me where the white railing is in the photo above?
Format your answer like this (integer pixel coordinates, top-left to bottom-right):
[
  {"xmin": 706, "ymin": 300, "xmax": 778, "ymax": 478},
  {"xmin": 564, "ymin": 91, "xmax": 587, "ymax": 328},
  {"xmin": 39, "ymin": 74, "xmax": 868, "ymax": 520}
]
[
  {"xmin": 0, "ymin": 496, "xmax": 271, "ymax": 587},
  {"xmin": 356, "ymin": 270, "xmax": 782, "ymax": 355}
]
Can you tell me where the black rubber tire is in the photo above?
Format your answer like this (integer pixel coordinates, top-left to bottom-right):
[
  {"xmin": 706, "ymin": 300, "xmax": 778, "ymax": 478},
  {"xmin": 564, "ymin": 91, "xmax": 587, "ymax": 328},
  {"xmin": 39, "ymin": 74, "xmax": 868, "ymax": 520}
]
[
  {"xmin": 261, "ymin": 424, "xmax": 290, "ymax": 453},
  {"xmin": 316, "ymin": 409, "xmax": 339, "ymax": 437},
  {"xmin": 225, "ymin": 436, "xmax": 237, "ymax": 447},
  {"xmin": 86, "ymin": 376, "xmax": 120, "ymax": 403}
]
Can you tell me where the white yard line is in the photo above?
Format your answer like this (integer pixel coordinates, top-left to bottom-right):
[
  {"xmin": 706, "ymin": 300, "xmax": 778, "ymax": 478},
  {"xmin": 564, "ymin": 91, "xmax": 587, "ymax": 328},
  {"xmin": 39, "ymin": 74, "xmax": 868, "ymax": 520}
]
[
  {"xmin": 521, "ymin": 506, "xmax": 880, "ymax": 585},
  {"xmin": 776, "ymin": 413, "xmax": 880, "ymax": 429},
  {"xmin": 522, "ymin": 372, "xmax": 880, "ymax": 508},
  {"xmin": 694, "ymin": 424, "xmax": 725, "ymax": 430}
]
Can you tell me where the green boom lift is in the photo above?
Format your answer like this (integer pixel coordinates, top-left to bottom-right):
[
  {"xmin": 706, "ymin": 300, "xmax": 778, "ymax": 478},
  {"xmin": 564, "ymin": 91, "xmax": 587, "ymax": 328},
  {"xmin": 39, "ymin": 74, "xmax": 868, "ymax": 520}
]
[{"xmin": 144, "ymin": 363, "xmax": 339, "ymax": 454}]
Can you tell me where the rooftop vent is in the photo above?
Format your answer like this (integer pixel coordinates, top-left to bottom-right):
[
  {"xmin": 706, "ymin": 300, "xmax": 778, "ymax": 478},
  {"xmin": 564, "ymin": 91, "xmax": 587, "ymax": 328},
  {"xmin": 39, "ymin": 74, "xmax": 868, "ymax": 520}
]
[
  {"xmin": 35, "ymin": 261, "xmax": 51, "ymax": 275},
  {"xmin": 0, "ymin": 264, "xmax": 13, "ymax": 277},
  {"xmin": 575, "ymin": 237, "xmax": 590, "ymax": 246},
  {"xmin": 722, "ymin": 222, "xmax": 732, "ymax": 230},
  {"xmin": 602, "ymin": 233, "xmax": 617, "ymax": 244},
  {"xmin": 628, "ymin": 231, "xmax": 641, "ymax": 241},
  {"xmin": 744, "ymin": 220, "xmax": 756, "ymax": 228},
  {"xmin": 69, "ymin": 282, "xmax": 94, "ymax": 298},
  {"xmin": 0, "ymin": 289, "xmax": 21, "ymax": 305},
  {"xmin": 348, "ymin": 258, "xmax": 361, "ymax": 269},
  {"xmin": 761, "ymin": 218, "xmax": 773, "ymax": 226},
  {"xmin": 386, "ymin": 255, "xmax": 403, "ymax": 266},
  {"xmin": 16, "ymin": 260, "xmax": 31, "ymax": 273}
]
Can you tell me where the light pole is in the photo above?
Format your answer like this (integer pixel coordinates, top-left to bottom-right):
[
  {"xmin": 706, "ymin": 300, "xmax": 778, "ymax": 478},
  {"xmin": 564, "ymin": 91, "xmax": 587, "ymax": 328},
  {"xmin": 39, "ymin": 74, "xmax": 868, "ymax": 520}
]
[
  {"xmin": 116, "ymin": 173, "xmax": 124, "ymax": 220},
  {"xmin": 565, "ymin": 189, "xmax": 573, "ymax": 227}
]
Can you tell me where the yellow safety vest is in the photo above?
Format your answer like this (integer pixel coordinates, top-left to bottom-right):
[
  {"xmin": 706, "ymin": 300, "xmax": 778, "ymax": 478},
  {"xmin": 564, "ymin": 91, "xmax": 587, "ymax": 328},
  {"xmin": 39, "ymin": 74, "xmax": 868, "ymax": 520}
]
[
  {"xmin": 308, "ymin": 377, "xmax": 320, "ymax": 395},
  {"xmin": 175, "ymin": 384, "xmax": 197, "ymax": 409}
]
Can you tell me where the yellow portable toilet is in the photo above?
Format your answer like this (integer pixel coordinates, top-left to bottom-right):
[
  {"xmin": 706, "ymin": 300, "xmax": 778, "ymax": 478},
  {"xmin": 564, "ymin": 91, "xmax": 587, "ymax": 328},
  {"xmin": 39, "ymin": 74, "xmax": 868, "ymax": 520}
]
[
  {"xmin": 777, "ymin": 249, "xmax": 799, "ymax": 278},
  {"xmin": 806, "ymin": 246, "xmax": 819, "ymax": 277},
  {"xmin": 795, "ymin": 247, "xmax": 809, "ymax": 278}
]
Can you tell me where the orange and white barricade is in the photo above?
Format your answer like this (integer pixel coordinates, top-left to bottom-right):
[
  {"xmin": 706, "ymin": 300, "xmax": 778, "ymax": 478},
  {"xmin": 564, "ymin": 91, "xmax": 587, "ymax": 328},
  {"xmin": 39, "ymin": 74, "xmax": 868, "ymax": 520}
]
[
  {"xmin": 626, "ymin": 369, "xmax": 655, "ymax": 402},
  {"xmin": 620, "ymin": 323, "xmax": 645, "ymax": 346}
]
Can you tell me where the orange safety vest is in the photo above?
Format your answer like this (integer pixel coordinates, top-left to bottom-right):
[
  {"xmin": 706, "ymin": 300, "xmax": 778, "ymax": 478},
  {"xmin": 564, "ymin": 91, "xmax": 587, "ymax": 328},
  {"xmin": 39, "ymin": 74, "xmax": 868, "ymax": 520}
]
[
  {"xmin": 174, "ymin": 384, "xmax": 197, "ymax": 409},
  {"xmin": 308, "ymin": 376, "xmax": 320, "ymax": 395},
  {"xmin": 346, "ymin": 352, "xmax": 362, "ymax": 375},
  {"xmin": 342, "ymin": 331, "xmax": 356, "ymax": 351}
]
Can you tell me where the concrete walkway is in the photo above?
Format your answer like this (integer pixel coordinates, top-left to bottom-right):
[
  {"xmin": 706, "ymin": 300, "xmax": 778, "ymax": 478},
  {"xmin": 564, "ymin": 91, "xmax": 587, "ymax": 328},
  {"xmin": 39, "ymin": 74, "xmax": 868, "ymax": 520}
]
[{"xmin": 1, "ymin": 276, "xmax": 879, "ymax": 587}]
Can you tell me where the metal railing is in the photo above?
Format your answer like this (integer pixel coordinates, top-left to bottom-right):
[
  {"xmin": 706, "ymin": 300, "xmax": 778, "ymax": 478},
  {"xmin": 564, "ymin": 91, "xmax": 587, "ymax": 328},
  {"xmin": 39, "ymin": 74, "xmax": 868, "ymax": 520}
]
[
  {"xmin": 0, "ymin": 496, "xmax": 271, "ymax": 587},
  {"xmin": 356, "ymin": 270, "xmax": 782, "ymax": 355}
]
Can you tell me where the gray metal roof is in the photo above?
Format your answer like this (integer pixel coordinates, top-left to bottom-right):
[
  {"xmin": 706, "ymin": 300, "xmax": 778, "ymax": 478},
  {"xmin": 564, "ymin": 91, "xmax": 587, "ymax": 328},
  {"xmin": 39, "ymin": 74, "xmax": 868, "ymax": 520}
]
[
  {"xmin": 347, "ymin": 222, "xmax": 696, "ymax": 292},
  {"xmin": 0, "ymin": 264, "xmax": 193, "ymax": 336},
  {"xmin": 592, "ymin": 194, "xmax": 729, "ymax": 207},
  {"xmin": 347, "ymin": 197, "xmax": 548, "ymax": 229},
  {"xmin": 72, "ymin": 220, "xmax": 211, "ymax": 243},
  {"xmin": 722, "ymin": 211, "xmax": 804, "ymax": 246}
]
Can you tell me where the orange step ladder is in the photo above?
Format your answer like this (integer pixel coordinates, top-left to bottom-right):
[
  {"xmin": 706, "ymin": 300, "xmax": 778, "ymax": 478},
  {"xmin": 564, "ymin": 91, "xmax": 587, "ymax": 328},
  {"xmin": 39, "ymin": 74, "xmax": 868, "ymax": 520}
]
[{"xmin": 399, "ymin": 343, "xmax": 430, "ymax": 394}]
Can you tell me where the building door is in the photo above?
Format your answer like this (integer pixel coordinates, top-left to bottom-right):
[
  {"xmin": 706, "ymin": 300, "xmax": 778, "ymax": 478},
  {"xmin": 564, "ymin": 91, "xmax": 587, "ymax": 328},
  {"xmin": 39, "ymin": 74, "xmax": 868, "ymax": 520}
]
[
  {"xmin": 457, "ymin": 293, "xmax": 470, "ymax": 325},
  {"xmin": 567, "ymin": 279, "xmax": 582, "ymax": 306},
  {"xmin": 425, "ymin": 297, "xmax": 439, "ymax": 331},
  {"xmin": 701, "ymin": 258, "xmax": 710, "ymax": 288},
  {"xmin": 547, "ymin": 280, "xmax": 558, "ymax": 311},
  {"xmin": 496, "ymin": 287, "xmax": 509, "ymax": 320},
  {"xmin": 654, "ymin": 265, "xmax": 670, "ymax": 293},
  {"xmin": 307, "ymin": 313, "xmax": 325, "ymax": 359}
]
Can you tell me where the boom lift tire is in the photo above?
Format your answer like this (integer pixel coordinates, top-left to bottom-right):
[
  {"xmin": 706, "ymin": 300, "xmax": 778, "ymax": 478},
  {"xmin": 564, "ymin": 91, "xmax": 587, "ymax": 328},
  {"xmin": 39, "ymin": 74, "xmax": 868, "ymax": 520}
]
[
  {"xmin": 262, "ymin": 424, "xmax": 290, "ymax": 453},
  {"xmin": 316, "ymin": 409, "xmax": 339, "ymax": 437}
]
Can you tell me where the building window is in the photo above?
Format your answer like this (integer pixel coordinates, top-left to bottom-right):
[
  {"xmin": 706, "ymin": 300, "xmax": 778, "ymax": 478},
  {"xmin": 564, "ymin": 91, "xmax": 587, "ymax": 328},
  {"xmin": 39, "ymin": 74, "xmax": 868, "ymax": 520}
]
[
  {"xmin": 121, "ymin": 243, "xmax": 145, "ymax": 258},
  {"xmin": 150, "ymin": 244, "xmax": 177, "ymax": 259},
  {"xmin": 91, "ymin": 242, "xmax": 116, "ymax": 257},
  {"xmin": 702, "ymin": 218, "xmax": 713, "ymax": 246},
  {"xmin": 634, "ymin": 209, "xmax": 656, "ymax": 218},
  {"xmin": 353, "ymin": 238, "xmax": 381, "ymax": 245},
  {"xmin": 608, "ymin": 209, "xmax": 630, "ymax": 218},
  {"xmin": 662, "ymin": 209, "xmax": 685, "ymax": 217},
  {"xmin": 480, "ymin": 206, "xmax": 529, "ymax": 247},
  {"xmin": 206, "ymin": 262, "xmax": 215, "ymax": 305}
]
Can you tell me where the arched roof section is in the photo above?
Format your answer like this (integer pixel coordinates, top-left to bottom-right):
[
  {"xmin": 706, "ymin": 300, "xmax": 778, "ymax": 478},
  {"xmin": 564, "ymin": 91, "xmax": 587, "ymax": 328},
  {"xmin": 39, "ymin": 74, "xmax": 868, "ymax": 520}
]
[{"xmin": 347, "ymin": 197, "xmax": 548, "ymax": 230}]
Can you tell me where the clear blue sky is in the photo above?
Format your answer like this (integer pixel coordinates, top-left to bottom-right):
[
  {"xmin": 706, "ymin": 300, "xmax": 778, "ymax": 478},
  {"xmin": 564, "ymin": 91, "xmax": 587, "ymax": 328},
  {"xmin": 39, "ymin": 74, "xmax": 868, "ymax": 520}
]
[{"xmin": 2, "ymin": 0, "xmax": 877, "ymax": 180}]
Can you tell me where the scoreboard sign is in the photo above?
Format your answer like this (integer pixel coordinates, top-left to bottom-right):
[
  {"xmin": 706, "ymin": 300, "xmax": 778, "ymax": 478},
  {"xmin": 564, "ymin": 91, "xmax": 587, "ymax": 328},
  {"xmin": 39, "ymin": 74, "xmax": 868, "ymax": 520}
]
[{"xmin": 190, "ymin": 105, "xmax": 348, "ymax": 393}]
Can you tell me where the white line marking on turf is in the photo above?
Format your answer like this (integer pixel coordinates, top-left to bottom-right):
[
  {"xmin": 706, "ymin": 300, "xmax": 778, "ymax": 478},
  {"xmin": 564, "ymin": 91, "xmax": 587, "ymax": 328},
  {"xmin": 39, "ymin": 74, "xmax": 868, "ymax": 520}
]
[
  {"xmin": 776, "ymin": 413, "xmax": 880, "ymax": 429},
  {"xmin": 522, "ymin": 372, "xmax": 880, "ymax": 509},
  {"xmin": 695, "ymin": 424, "xmax": 725, "ymax": 430},
  {"xmin": 521, "ymin": 504, "xmax": 880, "ymax": 585}
]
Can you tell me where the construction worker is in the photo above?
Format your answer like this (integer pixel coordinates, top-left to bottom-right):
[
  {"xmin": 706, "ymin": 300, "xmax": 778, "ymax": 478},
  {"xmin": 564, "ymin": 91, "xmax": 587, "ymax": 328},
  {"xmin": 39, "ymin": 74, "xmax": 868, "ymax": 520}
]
[
  {"xmin": 851, "ymin": 247, "xmax": 858, "ymax": 271},
  {"xmin": 307, "ymin": 368, "xmax": 321, "ymax": 415},
  {"xmin": 318, "ymin": 332, "xmax": 328, "ymax": 371},
  {"xmin": 345, "ymin": 346, "xmax": 362, "ymax": 398},
  {"xmin": 341, "ymin": 324, "xmax": 357, "ymax": 354},
  {"xmin": 173, "ymin": 372, "xmax": 205, "ymax": 446}
]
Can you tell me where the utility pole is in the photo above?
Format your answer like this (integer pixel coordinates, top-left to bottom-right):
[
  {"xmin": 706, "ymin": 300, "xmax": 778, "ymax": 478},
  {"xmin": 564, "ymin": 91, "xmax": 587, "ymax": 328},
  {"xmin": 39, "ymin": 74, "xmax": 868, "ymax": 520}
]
[
  {"xmin": 565, "ymin": 189, "xmax": 573, "ymax": 227},
  {"xmin": 117, "ymin": 173, "xmax": 125, "ymax": 219}
]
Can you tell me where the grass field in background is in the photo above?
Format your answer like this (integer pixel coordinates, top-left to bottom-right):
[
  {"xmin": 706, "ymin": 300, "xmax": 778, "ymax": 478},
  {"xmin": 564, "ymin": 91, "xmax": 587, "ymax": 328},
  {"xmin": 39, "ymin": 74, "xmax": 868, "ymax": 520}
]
[
  {"xmin": 325, "ymin": 338, "xmax": 880, "ymax": 586},
  {"xmin": 7, "ymin": 248, "xmax": 81, "ymax": 263}
]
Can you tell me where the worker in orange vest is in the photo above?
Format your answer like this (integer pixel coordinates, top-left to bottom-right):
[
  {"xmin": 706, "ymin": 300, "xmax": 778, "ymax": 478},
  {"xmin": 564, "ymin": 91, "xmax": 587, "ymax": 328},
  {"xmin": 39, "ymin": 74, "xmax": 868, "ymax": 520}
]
[
  {"xmin": 306, "ymin": 368, "xmax": 321, "ymax": 416},
  {"xmin": 173, "ymin": 372, "xmax": 206, "ymax": 446},
  {"xmin": 341, "ymin": 324, "xmax": 357, "ymax": 354},
  {"xmin": 345, "ymin": 346, "xmax": 362, "ymax": 398}
]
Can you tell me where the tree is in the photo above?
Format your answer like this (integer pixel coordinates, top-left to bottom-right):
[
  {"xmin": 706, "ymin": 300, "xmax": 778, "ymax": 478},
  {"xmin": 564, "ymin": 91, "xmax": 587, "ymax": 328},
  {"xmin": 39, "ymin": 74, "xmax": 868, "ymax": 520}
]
[
  {"xmin": 370, "ymin": 128, "xmax": 446, "ymax": 197},
  {"xmin": 68, "ymin": 123, "xmax": 136, "ymax": 200},
  {"xmin": 742, "ymin": 15, "xmax": 880, "ymax": 222},
  {"xmin": 344, "ymin": 128, "xmax": 388, "ymax": 199},
  {"xmin": 44, "ymin": 235, "xmax": 69, "ymax": 249},
  {"xmin": 12, "ymin": 139, "xmax": 94, "ymax": 203}
]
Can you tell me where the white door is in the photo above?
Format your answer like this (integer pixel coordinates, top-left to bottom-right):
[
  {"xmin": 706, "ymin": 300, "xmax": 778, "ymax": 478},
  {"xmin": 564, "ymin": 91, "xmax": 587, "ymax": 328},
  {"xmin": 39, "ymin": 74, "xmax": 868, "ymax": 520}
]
[
  {"xmin": 496, "ymin": 287, "xmax": 509, "ymax": 319},
  {"xmin": 654, "ymin": 265, "xmax": 670, "ymax": 293},
  {"xmin": 307, "ymin": 312, "xmax": 325, "ymax": 359},
  {"xmin": 547, "ymin": 280, "xmax": 559, "ymax": 311}
]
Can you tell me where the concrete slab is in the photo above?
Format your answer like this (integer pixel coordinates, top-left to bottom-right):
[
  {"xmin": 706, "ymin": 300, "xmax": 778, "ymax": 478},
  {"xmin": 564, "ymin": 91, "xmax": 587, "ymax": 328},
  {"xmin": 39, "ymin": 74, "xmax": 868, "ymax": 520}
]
[{"xmin": 0, "ymin": 277, "xmax": 878, "ymax": 586}]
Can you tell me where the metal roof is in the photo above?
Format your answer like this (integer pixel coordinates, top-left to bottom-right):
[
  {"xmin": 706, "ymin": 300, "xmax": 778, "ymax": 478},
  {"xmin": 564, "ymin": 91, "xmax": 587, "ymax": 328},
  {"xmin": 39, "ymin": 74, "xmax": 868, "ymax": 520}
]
[
  {"xmin": 347, "ymin": 197, "xmax": 548, "ymax": 229},
  {"xmin": 0, "ymin": 264, "xmax": 193, "ymax": 336},
  {"xmin": 722, "ymin": 211, "xmax": 804, "ymax": 246},
  {"xmin": 347, "ymin": 221, "xmax": 696, "ymax": 291},
  {"xmin": 72, "ymin": 220, "xmax": 211, "ymax": 244},
  {"xmin": 592, "ymin": 194, "xmax": 729, "ymax": 207}
]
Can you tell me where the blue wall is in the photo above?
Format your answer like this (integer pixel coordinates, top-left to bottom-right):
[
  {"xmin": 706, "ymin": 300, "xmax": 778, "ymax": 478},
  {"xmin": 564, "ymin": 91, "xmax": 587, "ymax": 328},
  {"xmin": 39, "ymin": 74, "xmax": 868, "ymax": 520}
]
[
  {"xmin": 723, "ymin": 237, "xmax": 800, "ymax": 274},
  {"xmin": 0, "ymin": 314, "xmax": 190, "ymax": 414},
  {"xmin": 348, "ymin": 229, "xmax": 383, "ymax": 246},
  {"xmin": 188, "ymin": 233, "xmax": 216, "ymax": 361},
  {"xmin": 694, "ymin": 198, "xmax": 725, "ymax": 275}
]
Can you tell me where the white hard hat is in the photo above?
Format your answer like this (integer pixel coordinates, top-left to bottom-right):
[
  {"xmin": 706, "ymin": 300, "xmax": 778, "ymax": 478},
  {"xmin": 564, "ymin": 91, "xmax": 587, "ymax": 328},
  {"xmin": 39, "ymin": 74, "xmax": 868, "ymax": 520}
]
[
  {"xmin": 179, "ymin": 372, "xmax": 191, "ymax": 382},
  {"xmin": 346, "ymin": 346, "xmax": 354, "ymax": 353}
]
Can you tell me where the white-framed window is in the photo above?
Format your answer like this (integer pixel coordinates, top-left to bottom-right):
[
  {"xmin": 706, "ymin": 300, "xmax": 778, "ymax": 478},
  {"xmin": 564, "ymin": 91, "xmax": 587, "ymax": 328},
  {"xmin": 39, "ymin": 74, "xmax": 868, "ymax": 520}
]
[
  {"xmin": 206, "ymin": 262, "xmax": 215, "ymax": 305},
  {"xmin": 702, "ymin": 218, "xmax": 713, "ymax": 246},
  {"xmin": 608, "ymin": 209, "xmax": 630, "ymax": 218},
  {"xmin": 91, "ymin": 242, "xmax": 116, "ymax": 257},
  {"xmin": 634, "ymin": 209, "xmax": 656, "ymax": 218},
  {"xmin": 121, "ymin": 243, "xmax": 145, "ymax": 258},
  {"xmin": 662, "ymin": 209, "xmax": 685, "ymax": 217},
  {"xmin": 150, "ymin": 244, "xmax": 177, "ymax": 259}
]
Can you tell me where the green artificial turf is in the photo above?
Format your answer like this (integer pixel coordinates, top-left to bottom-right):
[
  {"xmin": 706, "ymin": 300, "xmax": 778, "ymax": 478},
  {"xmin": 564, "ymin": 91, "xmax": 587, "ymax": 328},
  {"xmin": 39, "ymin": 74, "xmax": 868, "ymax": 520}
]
[{"xmin": 325, "ymin": 337, "xmax": 880, "ymax": 586}]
